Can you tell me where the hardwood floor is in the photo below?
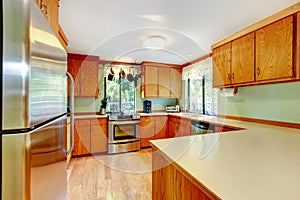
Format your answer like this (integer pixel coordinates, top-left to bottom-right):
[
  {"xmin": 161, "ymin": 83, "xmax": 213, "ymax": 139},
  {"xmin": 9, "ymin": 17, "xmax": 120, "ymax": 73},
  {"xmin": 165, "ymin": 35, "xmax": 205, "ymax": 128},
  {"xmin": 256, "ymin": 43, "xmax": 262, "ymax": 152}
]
[{"xmin": 67, "ymin": 150, "xmax": 152, "ymax": 200}]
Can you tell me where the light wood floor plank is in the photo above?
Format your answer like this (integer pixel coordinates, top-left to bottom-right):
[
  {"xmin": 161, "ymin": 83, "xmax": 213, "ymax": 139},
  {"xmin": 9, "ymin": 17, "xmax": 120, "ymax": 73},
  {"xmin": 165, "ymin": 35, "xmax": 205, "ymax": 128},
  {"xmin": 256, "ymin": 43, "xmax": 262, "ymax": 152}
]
[{"xmin": 68, "ymin": 150, "xmax": 152, "ymax": 200}]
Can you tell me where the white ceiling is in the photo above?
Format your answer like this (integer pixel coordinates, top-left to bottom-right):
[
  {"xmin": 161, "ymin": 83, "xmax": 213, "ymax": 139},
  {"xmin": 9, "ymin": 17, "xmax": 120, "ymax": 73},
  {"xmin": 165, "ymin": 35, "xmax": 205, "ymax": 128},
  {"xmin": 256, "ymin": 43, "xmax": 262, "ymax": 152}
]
[{"xmin": 59, "ymin": 0, "xmax": 299, "ymax": 65}]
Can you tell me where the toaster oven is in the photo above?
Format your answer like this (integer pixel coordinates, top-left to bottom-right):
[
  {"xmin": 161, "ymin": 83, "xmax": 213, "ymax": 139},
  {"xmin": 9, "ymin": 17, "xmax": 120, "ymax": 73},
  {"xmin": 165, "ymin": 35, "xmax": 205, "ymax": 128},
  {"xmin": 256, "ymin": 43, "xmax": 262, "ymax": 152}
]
[{"xmin": 166, "ymin": 105, "xmax": 180, "ymax": 113}]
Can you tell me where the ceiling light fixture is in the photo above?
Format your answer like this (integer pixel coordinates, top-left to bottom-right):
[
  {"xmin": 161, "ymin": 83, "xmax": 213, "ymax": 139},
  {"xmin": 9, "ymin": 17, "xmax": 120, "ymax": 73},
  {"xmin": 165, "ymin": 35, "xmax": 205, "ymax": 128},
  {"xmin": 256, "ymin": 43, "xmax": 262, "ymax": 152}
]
[{"xmin": 142, "ymin": 36, "xmax": 166, "ymax": 50}]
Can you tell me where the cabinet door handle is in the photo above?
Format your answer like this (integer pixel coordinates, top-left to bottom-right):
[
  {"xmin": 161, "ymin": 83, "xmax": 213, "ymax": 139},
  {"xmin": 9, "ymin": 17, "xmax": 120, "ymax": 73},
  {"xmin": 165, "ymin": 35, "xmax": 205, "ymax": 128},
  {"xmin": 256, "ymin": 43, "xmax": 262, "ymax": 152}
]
[
  {"xmin": 231, "ymin": 73, "xmax": 234, "ymax": 80},
  {"xmin": 41, "ymin": 1, "xmax": 48, "ymax": 17},
  {"xmin": 257, "ymin": 67, "xmax": 260, "ymax": 76}
]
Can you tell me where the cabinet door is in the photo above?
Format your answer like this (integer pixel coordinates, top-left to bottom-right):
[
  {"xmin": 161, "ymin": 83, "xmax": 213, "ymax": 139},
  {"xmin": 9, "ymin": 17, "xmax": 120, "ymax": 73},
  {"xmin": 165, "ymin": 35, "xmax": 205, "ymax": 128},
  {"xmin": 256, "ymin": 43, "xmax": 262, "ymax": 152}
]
[
  {"xmin": 178, "ymin": 119, "xmax": 191, "ymax": 137},
  {"xmin": 158, "ymin": 67, "xmax": 171, "ymax": 98},
  {"xmin": 67, "ymin": 58, "xmax": 81, "ymax": 97},
  {"xmin": 140, "ymin": 116, "xmax": 155, "ymax": 147},
  {"xmin": 170, "ymin": 68, "xmax": 182, "ymax": 98},
  {"xmin": 212, "ymin": 43, "xmax": 231, "ymax": 87},
  {"xmin": 231, "ymin": 33, "xmax": 255, "ymax": 84},
  {"xmin": 256, "ymin": 16, "xmax": 293, "ymax": 81},
  {"xmin": 73, "ymin": 119, "xmax": 91, "ymax": 156},
  {"xmin": 144, "ymin": 66, "xmax": 158, "ymax": 98},
  {"xmin": 154, "ymin": 116, "xmax": 168, "ymax": 139},
  {"xmin": 41, "ymin": 0, "xmax": 58, "ymax": 33},
  {"xmin": 90, "ymin": 119, "xmax": 108, "ymax": 153},
  {"xmin": 80, "ymin": 60, "xmax": 99, "ymax": 98}
]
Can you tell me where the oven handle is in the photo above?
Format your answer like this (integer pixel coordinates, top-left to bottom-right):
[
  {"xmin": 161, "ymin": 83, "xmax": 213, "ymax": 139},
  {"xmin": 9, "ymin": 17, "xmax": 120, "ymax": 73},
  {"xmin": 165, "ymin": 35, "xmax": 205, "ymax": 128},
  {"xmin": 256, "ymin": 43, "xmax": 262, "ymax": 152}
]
[{"xmin": 109, "ymin": 120, "xmax": 140, "ymax": 125}]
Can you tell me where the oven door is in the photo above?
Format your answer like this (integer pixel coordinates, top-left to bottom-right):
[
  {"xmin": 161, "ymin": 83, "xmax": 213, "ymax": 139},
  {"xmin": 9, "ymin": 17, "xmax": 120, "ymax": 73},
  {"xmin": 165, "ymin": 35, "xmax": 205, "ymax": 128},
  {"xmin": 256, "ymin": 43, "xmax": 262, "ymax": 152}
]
[{"xmin": 109, "ymin": 120, "xmax": 140, "ymax": 143}]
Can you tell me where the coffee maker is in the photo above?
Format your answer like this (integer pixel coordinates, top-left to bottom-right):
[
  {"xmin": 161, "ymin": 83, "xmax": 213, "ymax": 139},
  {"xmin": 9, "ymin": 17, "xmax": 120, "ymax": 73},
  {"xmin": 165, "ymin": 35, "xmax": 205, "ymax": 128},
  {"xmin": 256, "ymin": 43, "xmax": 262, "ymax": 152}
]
[{"xmin": 143, "ymin": 100, "xmax": 152, "ymax": 113}]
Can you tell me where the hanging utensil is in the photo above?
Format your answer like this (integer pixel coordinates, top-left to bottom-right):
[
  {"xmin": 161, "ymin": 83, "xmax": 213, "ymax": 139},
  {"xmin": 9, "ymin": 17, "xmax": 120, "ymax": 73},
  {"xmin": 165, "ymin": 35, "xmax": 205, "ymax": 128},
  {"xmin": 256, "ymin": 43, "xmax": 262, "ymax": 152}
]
[{"xmin": 127, "ymin": 68, "xmax": 134, "ymax": 82}]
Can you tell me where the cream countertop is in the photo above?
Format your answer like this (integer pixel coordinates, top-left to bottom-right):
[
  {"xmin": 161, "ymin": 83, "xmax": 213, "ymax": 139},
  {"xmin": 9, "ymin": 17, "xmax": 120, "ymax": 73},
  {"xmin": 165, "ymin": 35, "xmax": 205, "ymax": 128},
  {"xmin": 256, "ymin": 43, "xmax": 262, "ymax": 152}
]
[{"xmin": 150, "ymin": 118, "xmax": 300, "ymax": 200}]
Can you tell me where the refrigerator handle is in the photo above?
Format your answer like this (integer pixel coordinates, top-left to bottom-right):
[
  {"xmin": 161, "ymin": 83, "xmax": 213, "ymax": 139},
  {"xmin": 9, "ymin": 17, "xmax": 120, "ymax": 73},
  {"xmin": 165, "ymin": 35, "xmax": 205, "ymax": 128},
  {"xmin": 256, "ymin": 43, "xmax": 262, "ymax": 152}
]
[{"xmin": 66, "ymin": 72, "xmax": 75, "ymax": 156}]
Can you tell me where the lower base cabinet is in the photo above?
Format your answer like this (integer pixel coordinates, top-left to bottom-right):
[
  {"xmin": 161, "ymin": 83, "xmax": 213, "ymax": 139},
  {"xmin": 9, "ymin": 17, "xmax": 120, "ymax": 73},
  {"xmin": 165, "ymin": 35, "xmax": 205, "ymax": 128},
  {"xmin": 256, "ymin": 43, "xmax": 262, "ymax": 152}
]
[
  {"xmin": 168, "ymin": 116, "xmax": 191, "ymax": 137},
  {"xmin": 152, "ymin": 148, "xmax": 220, "ymax": 200},
  {"xmin": 140, "ymin": 116, "xmax": 168, "ymax": 148},
  {"xmin": 72, "ymin": 118, "xmax": 108, "ymax": 156}
]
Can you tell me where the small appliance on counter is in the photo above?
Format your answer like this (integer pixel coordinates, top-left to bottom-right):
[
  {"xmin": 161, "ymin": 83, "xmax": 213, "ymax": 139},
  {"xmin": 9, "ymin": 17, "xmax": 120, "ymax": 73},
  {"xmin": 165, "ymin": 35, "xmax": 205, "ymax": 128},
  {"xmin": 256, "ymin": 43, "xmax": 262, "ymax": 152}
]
[
  {"xmin": 166, "ymin": 105, "xmax": 180, "ymax": 113},
  {"xmin": 99, "ymin": 97, "xmax": 107, "ymax": 115},
  {"xmin": 143, "ymin": 100, "xmax": 152, "ymax": 113}
]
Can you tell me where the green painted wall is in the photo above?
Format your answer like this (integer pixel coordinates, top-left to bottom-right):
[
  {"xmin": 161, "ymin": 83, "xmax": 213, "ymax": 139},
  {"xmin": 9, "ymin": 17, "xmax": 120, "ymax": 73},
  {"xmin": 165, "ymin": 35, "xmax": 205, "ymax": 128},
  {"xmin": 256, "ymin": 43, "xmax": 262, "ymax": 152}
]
[
  {"xmin": 74, "ymin": 64, "xmax": 177, "ymax": 113},
  {"xmin": 218, "ymin": 81, "xmax": 300, "ymax": 123}
]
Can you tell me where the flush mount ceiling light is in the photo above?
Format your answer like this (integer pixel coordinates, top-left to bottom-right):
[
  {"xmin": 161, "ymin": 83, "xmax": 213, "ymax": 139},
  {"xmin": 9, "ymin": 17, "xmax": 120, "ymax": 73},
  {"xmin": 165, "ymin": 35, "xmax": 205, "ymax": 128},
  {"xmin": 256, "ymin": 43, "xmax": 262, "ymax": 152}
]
[{"xmin": 142, "ymin": 36, "xmax": 167, "ymax": 50}]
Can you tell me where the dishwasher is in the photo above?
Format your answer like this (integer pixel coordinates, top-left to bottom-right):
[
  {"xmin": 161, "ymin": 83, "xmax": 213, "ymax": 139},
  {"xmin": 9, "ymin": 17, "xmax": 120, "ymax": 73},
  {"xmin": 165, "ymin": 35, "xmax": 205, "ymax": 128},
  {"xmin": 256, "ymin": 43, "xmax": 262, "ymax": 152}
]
[{"xmin": 191, "ymin": 120, "xmax": 215, "ymax": 135}]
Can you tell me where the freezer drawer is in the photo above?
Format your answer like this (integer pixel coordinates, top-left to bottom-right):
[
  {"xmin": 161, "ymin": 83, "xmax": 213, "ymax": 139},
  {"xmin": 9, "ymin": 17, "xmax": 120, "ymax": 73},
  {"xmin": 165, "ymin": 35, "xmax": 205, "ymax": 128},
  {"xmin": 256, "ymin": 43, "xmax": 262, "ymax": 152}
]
[{"xmin": 2, "ymin": 115, "xmax": 68, "ymax": 200}]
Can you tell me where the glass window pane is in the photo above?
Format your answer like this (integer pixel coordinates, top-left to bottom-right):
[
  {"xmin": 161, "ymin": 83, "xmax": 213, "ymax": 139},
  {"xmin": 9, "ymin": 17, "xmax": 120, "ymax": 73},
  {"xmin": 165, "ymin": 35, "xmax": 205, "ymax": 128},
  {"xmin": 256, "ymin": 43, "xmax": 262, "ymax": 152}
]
[{"xmin": 189, "ymin": 78, "xmax": 203, "ymax": 114}]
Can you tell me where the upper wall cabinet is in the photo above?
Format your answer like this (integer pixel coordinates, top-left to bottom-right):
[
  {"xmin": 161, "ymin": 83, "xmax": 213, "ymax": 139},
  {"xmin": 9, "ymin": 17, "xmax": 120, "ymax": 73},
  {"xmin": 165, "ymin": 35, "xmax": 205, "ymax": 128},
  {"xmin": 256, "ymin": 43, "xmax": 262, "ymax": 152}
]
[
  {"xmin": 67, "ymin": 53, "xmax": 99, "ymax": 98},
  {"xmin": 142, "ymin": 62, "xmax": 182, "ymax": 98},
  {"xmin": 213, "ymin": 33, "xmax": 255, "ymax": 88},
  {"xmin": 211, "ymin": 3, "xmax": 300, "ymax": 88},
  {"xmin": 35, "ymin": 0, "xmax": 68, "ymax": 50},
  {"xmin": 256, "ymin": 16, "xmax": 293, "ymax": 81},
  {"xmin": 212, "ymin": 42, "xmax": 232, "ymax": 87}
]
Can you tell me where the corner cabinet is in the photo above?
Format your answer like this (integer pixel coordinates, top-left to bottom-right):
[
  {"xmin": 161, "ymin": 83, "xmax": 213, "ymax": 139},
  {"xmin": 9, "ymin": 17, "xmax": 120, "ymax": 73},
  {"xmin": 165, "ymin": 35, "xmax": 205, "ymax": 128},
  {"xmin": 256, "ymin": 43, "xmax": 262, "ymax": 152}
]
[
  {"xmin": 67, "ymin": 53, "xmax": 99, "ymax": 98},
  {"xmin": 168, "ymin": 116, "xmax": 191, "ymax": 138},
  {"xmin": 212, "ymin": 9, "xmax": 300, "ymax": 88},
  {"xmin": 142, "ymin": 62, "xmax": 182, "ymax": 98}
]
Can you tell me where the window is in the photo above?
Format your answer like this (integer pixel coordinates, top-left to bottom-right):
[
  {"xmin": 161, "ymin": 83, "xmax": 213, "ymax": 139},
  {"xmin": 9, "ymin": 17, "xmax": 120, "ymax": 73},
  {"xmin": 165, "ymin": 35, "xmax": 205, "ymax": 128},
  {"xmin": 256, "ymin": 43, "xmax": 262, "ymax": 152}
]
[
  {"xmin": 105, "ymin": 65, "xmax": 140, "ymax": 114},
  {"xmin": 183, "ymin": 58, "xmax": 218, "ymax": 115}
]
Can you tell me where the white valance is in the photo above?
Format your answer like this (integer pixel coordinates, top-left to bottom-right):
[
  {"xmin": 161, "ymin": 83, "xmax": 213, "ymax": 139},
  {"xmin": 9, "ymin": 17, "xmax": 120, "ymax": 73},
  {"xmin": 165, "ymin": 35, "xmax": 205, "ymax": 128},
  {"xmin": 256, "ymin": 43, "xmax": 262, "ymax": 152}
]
[{"xmin": 182, "ymin": 57, "xmax": 212, "ymax": 80}]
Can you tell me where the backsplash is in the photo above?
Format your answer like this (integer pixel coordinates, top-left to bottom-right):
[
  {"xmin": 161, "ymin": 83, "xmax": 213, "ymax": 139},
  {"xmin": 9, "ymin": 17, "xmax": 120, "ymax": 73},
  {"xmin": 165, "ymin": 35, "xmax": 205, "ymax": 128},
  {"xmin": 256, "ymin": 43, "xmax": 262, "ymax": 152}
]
[{"xmin": 218, "ymin": 81, "xmax": 300, "ymax": 123}]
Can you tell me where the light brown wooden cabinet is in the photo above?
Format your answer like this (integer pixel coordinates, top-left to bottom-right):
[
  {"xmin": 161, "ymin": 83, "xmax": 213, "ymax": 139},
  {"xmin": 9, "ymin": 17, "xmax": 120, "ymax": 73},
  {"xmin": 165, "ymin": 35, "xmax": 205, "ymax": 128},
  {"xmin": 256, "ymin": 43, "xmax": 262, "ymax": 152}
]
[
  {"xmin": 256, "ymin": 16, "xmax": 293, "ymax": 81},
  {"xmin": 212, "ymin": 12, "xmax": 300, "ymax": 88},
  {"xmin": 213, "ymin": 33, "xmax": 255, "ymax": 87},
  {"xmin": 231, "ymin": 32, "xmax": 255, "ymax": 84},
  {"xmin": 168, "ymin": 116, "xmax": 191, "ymax": 138},
  {"xmin": 152, "ymin": 148, "xmax": 219, "ymax": 200},
  {"xmin": 212, "ymin": 42, "xmax": 231, "ymax": 87},
  {"xmin": 142, "ymin": 62, "xmax": 182, "ymax": 98},
  {"xmin": 140, "ymin": 116, "xmax": 168, "ymax": 148},
  {"xmin": 35, "ymin": 0, "xmax": 68, "ymax": 50},
  {"xmin": 67, "ymin": 53, "xmax": 99, "ymax": 98},
  {"xmin": 72, "ymin": 118, "xmax": 108, "ymax": 156}
]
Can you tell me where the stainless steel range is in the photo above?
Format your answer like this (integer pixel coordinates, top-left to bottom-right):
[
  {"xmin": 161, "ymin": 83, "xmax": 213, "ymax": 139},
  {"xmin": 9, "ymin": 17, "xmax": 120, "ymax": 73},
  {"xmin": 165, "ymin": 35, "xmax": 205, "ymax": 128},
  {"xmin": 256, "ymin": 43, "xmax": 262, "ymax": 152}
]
[{"xmin": 108, "ymin": 113, "xmax": 141, "ymax": 154}]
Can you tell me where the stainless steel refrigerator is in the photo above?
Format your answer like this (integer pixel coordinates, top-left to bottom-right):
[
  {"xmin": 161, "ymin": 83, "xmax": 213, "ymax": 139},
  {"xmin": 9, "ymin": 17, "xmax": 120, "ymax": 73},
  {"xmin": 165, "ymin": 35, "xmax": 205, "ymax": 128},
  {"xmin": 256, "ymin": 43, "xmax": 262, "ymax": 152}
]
[{"xmin": 1, "ymin": 0, "xmax": 74, "ymax": 199}]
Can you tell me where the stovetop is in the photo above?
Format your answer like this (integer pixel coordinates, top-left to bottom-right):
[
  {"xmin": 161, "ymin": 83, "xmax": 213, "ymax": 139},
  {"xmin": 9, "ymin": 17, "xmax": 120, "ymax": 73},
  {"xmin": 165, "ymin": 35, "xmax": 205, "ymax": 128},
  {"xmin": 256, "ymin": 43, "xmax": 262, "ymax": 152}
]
[{"xmin": 108, "ymin": 113, "xmax": 140, "ymax": 121}]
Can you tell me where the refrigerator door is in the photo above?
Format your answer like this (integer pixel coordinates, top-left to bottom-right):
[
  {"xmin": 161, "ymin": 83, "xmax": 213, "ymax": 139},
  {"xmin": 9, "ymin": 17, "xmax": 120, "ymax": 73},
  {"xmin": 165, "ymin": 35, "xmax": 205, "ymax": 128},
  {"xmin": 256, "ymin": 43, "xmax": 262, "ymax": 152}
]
[
  {"xmin": 2, "ymin": 115, "xmax": 67, "ymax": 200},
  {"xmin": 2, "ymin": 0, "xmax": 67, "ymax": 130}
]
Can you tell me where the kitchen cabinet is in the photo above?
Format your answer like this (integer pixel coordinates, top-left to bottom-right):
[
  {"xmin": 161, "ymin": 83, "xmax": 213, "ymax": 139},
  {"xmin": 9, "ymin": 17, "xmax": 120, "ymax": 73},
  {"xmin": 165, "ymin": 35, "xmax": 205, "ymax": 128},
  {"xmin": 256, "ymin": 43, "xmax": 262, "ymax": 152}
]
[
  {"xmin": 212, "ymin": 42, "xmax": 231, "ymax": 87},
  {"xmin": 231, "ymin": 33, "xmax": 255, "ymax": 84},
  {"xmin": 142, "ymin": 62, "xmax": 182, "ymax": 98},
  {"xmin": 168, "ymin": 116, "xmax": 191, "ymax": 138},
  {"xmin": 170, "ymin": 68, "xmax": 182, "ymax": 98},
  {"xmin": 90, "ymin": 119, "xmax": 108, "ymax": 153},
  {"xmin": 35, "ymin": 0, "xmax": 69, "ymax": 50},
  {"xmin": 212, "ymin": 33, "xmax": 255, "ymax": 87},
  {"xmin": 72, "ymin": 118, "xmax": 108, "ymax": 156},
  {"xmin": 35, "ymin": 0, "xmax": 58, "ymax": 33},
  {"xmin": 256, "ymin": 16, "xmax": 293, "ymax": 81},
  {"xmin": 144, "ymin": 66, "xmax": 158, "ymax": 98},
  {"xmin": 212, "ymin": 11, "xmax": 300, "ymax": 88},
  {"xmin": 73, "ymin": 119, "xmax": 91, "ymax": 156},
  {"xmin": 152, "ymin": 148, "xmax": 217, "ymax": 200},
  {"xmin": 140, "ymin": 116, "xmax": 168, "ymax": 148},
  {"xmin": 67, "ymin": 53, "xmax": 99, "ymax": 98}
]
